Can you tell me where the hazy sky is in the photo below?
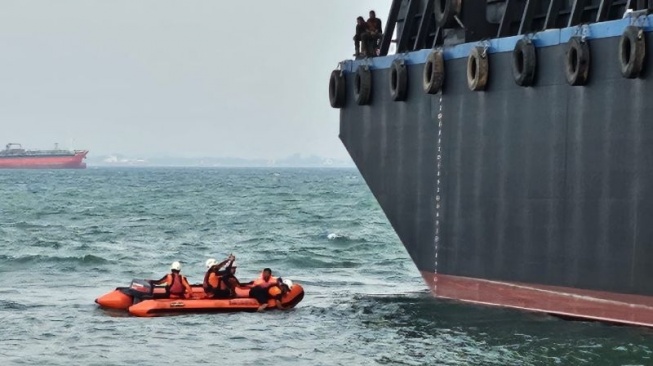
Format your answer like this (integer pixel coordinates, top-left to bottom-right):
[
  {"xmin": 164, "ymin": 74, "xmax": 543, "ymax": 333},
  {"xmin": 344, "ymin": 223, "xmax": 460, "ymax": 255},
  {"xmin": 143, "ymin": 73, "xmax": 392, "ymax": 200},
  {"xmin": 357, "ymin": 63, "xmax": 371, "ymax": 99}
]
[{"xmin": 0, "ymin": 1, "xmax": 390, "ymax": 159}]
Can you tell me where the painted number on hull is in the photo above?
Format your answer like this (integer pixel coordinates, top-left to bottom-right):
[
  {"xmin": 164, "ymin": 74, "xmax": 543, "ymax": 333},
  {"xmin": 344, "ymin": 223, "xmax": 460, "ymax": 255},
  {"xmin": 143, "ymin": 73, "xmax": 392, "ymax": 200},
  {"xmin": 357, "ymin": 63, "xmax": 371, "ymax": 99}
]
[
  {"xmin": 170, "ymin": 302, "xmax": 185, "ymax": 308},
  {"xmin": 229, "ymin": 299, "xmax": 253, "ymax": 305}
]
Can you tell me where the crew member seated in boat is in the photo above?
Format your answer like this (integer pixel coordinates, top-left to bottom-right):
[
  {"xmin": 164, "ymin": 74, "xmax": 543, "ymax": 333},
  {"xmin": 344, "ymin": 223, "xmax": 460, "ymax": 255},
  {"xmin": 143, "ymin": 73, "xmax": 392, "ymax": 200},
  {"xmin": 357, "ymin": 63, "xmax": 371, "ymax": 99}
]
[
  {"xmin": 203, "ymin": 255, "xmax": 234, "ymax": 298},
  {"xmin": 251, "ymin": 268, "xmax": 277, "ymax": 288},
  {"xmin": 361, "ymin": 10, "xmax": 383, "ymax": 57},
  {"xmin": 353, "ymin": 16, "xmax": 367, "ymax": 58},
  {"xmin": 250, "ymin": 278, "xmax": 293, "ymax": 312},
  {"xmin": 151, "ymin": 261, "xmax": 193, "ymax": 299},
  {"xmin": 220, "ymin": 260, "xmax": 245, "ymax": 293}
]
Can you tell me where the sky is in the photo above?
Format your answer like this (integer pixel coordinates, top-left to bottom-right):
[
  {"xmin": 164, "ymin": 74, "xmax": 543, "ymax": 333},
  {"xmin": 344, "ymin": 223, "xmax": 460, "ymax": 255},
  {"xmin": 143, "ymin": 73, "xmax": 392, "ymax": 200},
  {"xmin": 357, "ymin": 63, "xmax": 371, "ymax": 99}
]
[{"xmin": 0, "ymin": 1, "xmax": 391, "ymax": 159}]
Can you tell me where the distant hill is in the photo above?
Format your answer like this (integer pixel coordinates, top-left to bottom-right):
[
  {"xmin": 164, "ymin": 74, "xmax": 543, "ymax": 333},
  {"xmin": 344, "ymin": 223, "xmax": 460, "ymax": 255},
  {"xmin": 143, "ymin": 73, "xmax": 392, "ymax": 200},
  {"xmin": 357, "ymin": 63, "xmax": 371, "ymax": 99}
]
[{"xmin": 86, "ymin": 153, "xmax": 355, "ymax": 168}]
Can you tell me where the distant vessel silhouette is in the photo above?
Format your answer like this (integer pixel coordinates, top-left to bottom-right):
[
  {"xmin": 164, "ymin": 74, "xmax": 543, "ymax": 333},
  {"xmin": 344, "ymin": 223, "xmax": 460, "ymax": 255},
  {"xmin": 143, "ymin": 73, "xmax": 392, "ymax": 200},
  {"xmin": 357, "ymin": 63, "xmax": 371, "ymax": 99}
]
[{"xmin": 0, "ymin": 143, "xmax": 88, "ymax": 169}]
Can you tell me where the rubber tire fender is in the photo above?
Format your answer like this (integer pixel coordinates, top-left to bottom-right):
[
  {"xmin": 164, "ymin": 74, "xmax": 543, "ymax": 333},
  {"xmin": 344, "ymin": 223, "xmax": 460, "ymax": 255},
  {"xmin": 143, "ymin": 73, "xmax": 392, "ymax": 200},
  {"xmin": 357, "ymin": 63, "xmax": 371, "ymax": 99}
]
[
  {"xmin": 565, "ymin": 37, "xmax": 590, "ymax": 86},
  {"xmin": 434, "ymin": 0, "xmax": 462, "ymax": 28},
  {"xmin": 512, "ymin": 38, "xmax": 537, "ymax": 86},
  {"xmin": 423, "ymin": 50, "xmax": 445, "ymax": 94},
  {"xmin": 467, "ymin": 47, "xmax": 489, "ymax": 91},
  {"xmin": 329, "ymin": 70, "xmax": 345, "ymax": 108},
  {"xmin": 354, "ymin": 65, "xmax": 372, "ymax": 105},
  {"xmin": 390, "ymin": 60, "xmax": 408, "ymax": 102},
  {"xmin": 619, "ymin": 25, "xmax": 646, "ymax": 79}
]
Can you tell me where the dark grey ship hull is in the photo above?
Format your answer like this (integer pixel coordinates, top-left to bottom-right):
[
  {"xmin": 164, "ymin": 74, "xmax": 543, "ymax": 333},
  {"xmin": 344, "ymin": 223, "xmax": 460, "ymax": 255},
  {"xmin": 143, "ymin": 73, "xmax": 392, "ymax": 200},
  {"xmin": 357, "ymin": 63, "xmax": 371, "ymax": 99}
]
[{"xmin": 336, "ymin": 16, "xmax": 653, "ymax": 326}]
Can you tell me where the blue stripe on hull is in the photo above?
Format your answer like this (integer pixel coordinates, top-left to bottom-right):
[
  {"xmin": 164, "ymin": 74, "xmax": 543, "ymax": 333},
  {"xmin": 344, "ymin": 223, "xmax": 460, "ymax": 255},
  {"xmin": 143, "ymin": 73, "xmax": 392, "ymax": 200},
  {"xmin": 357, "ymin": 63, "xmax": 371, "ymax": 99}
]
[{"xmin": 342, "ymin": 15, "xmax": 653, "ymax": 71}]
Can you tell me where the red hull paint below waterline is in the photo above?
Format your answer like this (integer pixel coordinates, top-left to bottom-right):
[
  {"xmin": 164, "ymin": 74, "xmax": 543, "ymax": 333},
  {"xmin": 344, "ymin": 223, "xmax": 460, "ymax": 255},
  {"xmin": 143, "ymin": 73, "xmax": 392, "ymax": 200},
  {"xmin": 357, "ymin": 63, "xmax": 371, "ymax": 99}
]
[
  {"xmin": 0, "ymin": 151, "xmax": 88, "ymax": 169},
  {"xmin": 420, "ymin": 272, "xmax": 653, "ymax": 327}
]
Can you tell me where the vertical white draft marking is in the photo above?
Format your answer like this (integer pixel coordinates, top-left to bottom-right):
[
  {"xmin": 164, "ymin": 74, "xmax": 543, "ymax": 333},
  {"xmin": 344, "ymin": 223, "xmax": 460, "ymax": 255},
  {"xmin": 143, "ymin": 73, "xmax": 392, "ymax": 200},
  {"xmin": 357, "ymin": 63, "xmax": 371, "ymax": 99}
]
[{"xmin": 434, "ymin": 94, "xmax": 443, "ymax": 295}]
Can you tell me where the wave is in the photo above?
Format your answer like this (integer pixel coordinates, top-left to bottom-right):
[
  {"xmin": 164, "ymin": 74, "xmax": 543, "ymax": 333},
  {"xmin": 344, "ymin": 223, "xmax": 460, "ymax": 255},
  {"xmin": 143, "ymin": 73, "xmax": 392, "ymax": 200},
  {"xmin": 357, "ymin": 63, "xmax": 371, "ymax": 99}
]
[
  {"xmin": 0, "ymin": 254, "xmax": 110, "ymax": 266},
  {"xmin": 323, "ymin": 232, "xmax": 369, "ymax": 244},
  {"xmin": 85, "ymin": 226, "xmax": 115, "ymax": 235},
  {"xmin": 32, "ymin": 239, "xmax": 63, "ymax": 249},
  {"xmin": 326, "ymin": 233, "xmax": 344, "ymax": 240},
  {"xmin": 0, "ymin": 300, "xmax": 32, "ymax": 311},
  {"xmin": 286, "ymin": 255, "xmax": 362, "ymax": 269},
  {"xmin": 8, "ymin": 221, "xmax": 66, "ymax": 230}
]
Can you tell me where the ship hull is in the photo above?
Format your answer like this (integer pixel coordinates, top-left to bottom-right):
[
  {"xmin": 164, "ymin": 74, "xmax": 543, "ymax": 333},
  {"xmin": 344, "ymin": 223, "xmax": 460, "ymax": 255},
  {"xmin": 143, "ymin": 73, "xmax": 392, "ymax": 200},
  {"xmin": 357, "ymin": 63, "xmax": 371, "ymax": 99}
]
[
  {"xmin": 338, "ymin": 18, "xmax": 653, "ymax": 326},
  {"xmin": 421, "ymin": 272, "xmax": 653, "ymax": 327},
  {"xmin": 0, "ymin": 151, "xmax": 88, "ymax": 169}
]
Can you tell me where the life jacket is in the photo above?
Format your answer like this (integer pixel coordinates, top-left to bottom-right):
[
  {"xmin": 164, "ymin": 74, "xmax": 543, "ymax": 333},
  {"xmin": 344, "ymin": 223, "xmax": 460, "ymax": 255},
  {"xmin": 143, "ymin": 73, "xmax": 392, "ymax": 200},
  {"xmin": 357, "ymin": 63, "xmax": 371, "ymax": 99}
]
[
  {"xmin": 203, "ymin": 270, "xmax": 221, "ymax": 291},
  {"xmin": 268, "ymin": 285, "xmax": 283, "ymax": 300},
  {"xmin": 253, "ymin": 273, "xmax": 277, "ymax": 288},
  {"xmin": 168, "ymin": 273, "xmax": 186, "ymax": 296}
]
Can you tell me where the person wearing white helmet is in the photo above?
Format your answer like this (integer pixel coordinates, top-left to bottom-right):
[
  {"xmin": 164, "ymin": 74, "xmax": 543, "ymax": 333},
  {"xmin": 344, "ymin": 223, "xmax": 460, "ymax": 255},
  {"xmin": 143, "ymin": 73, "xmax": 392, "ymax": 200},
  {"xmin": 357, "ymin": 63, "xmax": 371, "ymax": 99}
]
[
  {"xmin": 219, "ymin": 257, "xmax": 248, "ymax": 297},
  {"xmin": 282, "ymin": 278, "xmax": 293, "ymax": 289},
  {"xmin": 150, "ymin": 261, "xmax": 193, "ymax": 299},
  {"xmin": 203, "ymin": 254, "xmax": 235, "ymax": 299}
]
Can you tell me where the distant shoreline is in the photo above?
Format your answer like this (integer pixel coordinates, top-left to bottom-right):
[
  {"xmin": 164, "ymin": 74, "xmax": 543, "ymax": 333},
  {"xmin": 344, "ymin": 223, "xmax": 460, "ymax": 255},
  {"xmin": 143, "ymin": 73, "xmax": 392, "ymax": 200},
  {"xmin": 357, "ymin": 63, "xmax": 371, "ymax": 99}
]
[{"xmin": 86, "ymin": 154, "xmax": 354, "ymax": 169}]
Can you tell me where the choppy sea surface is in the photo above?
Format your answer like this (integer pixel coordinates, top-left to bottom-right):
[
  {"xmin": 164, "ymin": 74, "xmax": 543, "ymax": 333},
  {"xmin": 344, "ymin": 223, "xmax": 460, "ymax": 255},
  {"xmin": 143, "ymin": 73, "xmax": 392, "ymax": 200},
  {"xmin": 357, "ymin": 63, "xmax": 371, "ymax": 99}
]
[{"xmin": 0, "ymin": 168, "xmax": 651, "ymax": 366}]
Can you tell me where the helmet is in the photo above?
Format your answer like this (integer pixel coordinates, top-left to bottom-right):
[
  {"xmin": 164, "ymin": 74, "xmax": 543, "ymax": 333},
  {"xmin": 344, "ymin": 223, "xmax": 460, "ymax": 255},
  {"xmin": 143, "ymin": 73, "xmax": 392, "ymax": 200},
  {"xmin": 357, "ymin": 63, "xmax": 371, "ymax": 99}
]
[
  {"xmin": 205, "ymin": 258, "xmax": 217, "ymax": 269},
  {"xmin": 171, "ymin": 261, "xmax": 181, "ymax": 271},
  {"xmin": 282, "ymin": 279, "xmax": 293, "ymax": 289}
]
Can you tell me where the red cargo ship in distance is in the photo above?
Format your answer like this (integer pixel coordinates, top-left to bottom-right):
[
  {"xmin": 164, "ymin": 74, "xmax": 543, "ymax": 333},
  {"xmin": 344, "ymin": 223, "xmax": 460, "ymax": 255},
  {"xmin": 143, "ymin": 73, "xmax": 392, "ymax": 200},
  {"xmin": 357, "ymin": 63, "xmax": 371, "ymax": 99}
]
[{"xmin": 0, "ymin": 143, "xmax": 88, "ymax": 169}]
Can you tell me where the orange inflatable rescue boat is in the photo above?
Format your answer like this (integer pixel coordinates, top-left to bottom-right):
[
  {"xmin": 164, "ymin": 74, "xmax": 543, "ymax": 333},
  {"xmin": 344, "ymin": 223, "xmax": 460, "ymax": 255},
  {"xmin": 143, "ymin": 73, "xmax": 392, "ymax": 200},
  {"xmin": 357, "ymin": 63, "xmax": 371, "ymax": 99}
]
[{"xmin": 95, "ymin": 279, "xmax": 305, "ymax": 317}]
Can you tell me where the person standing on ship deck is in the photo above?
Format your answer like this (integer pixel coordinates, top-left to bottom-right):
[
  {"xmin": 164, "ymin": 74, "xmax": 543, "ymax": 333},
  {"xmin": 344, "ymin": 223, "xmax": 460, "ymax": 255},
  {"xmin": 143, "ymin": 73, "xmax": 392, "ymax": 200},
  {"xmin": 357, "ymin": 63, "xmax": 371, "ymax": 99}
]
[
  {"xmin": 353, "ymin": 16, "xmax": 367, "ymax": 58},
  {"xmin": 361, "ymin": 10, "xmax": 382, "ymax": 57}
]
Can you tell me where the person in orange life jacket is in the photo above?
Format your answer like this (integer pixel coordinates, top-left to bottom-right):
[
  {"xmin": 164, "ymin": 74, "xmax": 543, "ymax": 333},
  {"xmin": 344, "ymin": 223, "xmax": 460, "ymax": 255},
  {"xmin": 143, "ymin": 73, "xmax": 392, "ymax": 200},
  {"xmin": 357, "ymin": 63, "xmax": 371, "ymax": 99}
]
[
  {"xmin": 203, "ymin": 255, "xmax": 234, "ymax": 298},
  {"xmin": 251, "ymin": 278, "xmax": 293, "ymax": 312},
  {"xmin": 248, "ymin": 268, "xmax": 278, "ymax": 307},
  {"xmin": 220, "ymin": 259, "xmax": 245, "ymax": 293},
  {"xmin": 151, "ymin": 261, "xmax": 193, "ymax": 299},
  {"xmin": 251, "ymin": 268, "xmax": 277, "ymax": 288}
]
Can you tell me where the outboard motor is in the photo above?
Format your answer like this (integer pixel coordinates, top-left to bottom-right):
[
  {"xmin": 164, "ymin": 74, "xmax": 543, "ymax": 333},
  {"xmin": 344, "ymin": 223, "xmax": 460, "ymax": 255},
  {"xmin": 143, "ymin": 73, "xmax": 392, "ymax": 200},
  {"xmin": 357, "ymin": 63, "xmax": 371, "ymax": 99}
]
[
  {"xmin": 129, "ymin": 279, "xmax": 153, "ymax": 294},
  {"xmin": 127, "ymin": 279, "xmax": 154, "ymax": 304}
]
